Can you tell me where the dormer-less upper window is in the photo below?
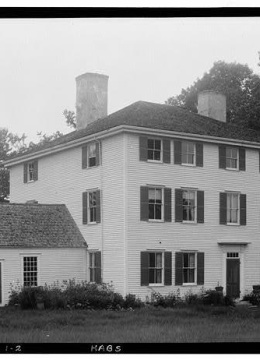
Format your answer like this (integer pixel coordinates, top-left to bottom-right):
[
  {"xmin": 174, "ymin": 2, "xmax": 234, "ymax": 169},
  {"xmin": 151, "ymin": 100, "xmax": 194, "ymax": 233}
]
[
  {"xmin": 147, "ymin": 139, "xmax": 161, "ymax": 161},
  {"xmin": 139, "ymin": 136, "xmax": 171, "ymax": 164},
  {"xmin": 23, "ymin": 160, "xmax": 38, "ymax": 183},
  {"xmin": 226, "ymin": 147, "xmax": 238, "ymax": 170},
  {"xmin": 181, "ymin": 141, "xmax": 195, "ymax": 165},
  {"xmin": 82, "ymin": 142, "xmax": 100, "ymax": 169},
  {"xmin": 219, "ymin": 146, "xmax": 245, "ymax": 171}
]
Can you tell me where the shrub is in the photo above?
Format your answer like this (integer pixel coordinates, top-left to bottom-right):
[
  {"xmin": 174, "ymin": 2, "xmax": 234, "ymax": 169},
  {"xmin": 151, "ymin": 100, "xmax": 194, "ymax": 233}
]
[
  {"xmin": 202, "ymin": 289, "xmax": 224, "ymax": 306},
  {"xmin": 243, "ymin": 291, "xmax": 260, "ymax": 306},
  {"xmin": 124, "ymin": 294, "xmax": 143, "ymax": 309}
]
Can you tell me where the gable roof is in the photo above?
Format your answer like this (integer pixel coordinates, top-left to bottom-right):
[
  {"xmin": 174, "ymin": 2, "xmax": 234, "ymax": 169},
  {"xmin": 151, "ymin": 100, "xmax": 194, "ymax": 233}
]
[
  {"xmin": 6, "ymin": 101, "xmax": 260, "ymax": 162},
  {"xmin": 0, "ymin": 203, "xmax": 87, "ymax": 248}
]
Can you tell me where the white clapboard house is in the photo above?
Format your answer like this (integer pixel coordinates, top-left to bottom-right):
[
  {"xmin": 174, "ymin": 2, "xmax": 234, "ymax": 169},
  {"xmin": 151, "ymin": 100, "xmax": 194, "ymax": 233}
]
[{"xmin": 3, "ymin": 72, "xmax": 260, "ymax": 305}]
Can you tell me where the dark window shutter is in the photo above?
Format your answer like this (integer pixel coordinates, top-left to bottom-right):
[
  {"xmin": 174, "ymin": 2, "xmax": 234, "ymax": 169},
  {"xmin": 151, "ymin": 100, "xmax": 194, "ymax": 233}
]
[
  {"xmin": 175, "ymin": 189, "xmax": 183, "ymax": 222},
  {"xmin": 196, "ymin": 142, "xmax": 203, "ymax": 167},
  {"xmin": 259, "ymin": 150, "xmax": 260, "ymax": 173},
  {"xmin": 197, "ymin": 252, "xmax": 204, "ymax": 285},
  {"xmin": 219, "ymin": 192, "xmax": 227, "ymax": 225},
  {"xmin": 96, "ymin": 142, "xmax": 100, "ymax": 166},
  {"xmin": 197, "ymin": 190, "xmax": 204, "ymax": 223},
  {"xmin": 175, "ymin": 252, "xmax": 183, "ymax": 286},
  {"xmin": 82, "ymin": 192, "xmax": 88, "ymax": 224},
  {"xmin": 219, "ymin": 146, "xmax": 226, "ymax": 169},
  {"xmin": 140, "ymin": 252, "xmax": 149, "ymax": 286},
  {"xmin": 174, "ymin": 140, "xmax": 182, "ymax": 165},
  {"xmin": 240, "ymin": 194, "xmax": 246, "ymax": 226},
  {"xmin": 140, "ymin": 186, "xmax": 149, "ymax": 221},
  {"xmin": 95, "ymin": 251, "xmax": 102, "ymax": 284},
  {"xmin": 0, "ymin": 263, "xmax": 1, "ymax": 303},
  {"xmin": 239, "ymin": 148, "xmax": 246, "ymax": 171},
  {"xmin": 33, "ymin": 160, "xmax": 38, "ymax": 181},
  {"xmin": 23, "ymin": 163, "xmax": 28, "ymax": 183},
  {"xmin": 163, "ymin": 139, "xmax": 171, "ymax": 164},
  {"xmin": 139, "ymin": 137, "xmax": 148, "ymax": 161},
  {"xmin": 164, "ymin": 252, "xmax": 172, "ymax": 286},
  {"xmin": 96, "ymin": 190, "xmax": 101, "ymax": 223},
  {"xmin": 82, "ymin": 146, "xmax": 88, "ymax": 169},
  {"xmin": 164, "ymin": 187, "xmax": 172, "ymax": 222}
]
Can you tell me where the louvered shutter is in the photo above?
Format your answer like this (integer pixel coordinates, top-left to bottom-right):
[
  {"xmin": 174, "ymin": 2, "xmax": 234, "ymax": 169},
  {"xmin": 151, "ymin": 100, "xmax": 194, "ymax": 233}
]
[
  {"xmin": 219, "ymin": 192, "xmax": 227, "ymax": 225},
  {"xmin": 95, "ymin": 251, "xmax": 102, "ymax": 284},
  {"xmin": 164, "ymin": 252, "xmax": 172, "ymax": 286},
  {"xmin": 197, "ymin": 252, "xmax": 204, "ymax": 285},
  {"xmin": 82, "ymin": 146, "xmax": 88, "ymax": 169},
  {"xmin": 82, "ymin": 192, "xmax": 88, "ymax": 224},
  {"xmin": 197, "ymin": 190, "xmax": 204, "ymax": 223},
  {"xmin": 219, "ymin": 146, "xmax": 226, "ymax": 169},
  {"xmin": 196, "ymin": 142, "xmax": 203, "ymax": 167},
  {"xmin": 96, "ymin": 190, "xmax": 101, "ymax": 223},
  {"xmin": 174, "ymin": 140, "xmax": 182, "ymax": 164},
  {"xmin": 163, "ymin": 139, "xmax": 171, "ymax": 164},
  {"xmin": 240, "ymin": 194, "xmax": 246, "ymax": 226},
  {"xmin": 175, "ymin": 189, "xmax": 183, "ymax": 222},
  {"xmin": 164, "ymin": 187, "xmax": 172, "ymax": 222},
  {"xmin": 96, "ymin": 142, "xmax": 100, "ymax": 166},
  {"xmin": 140, "ymin": 252, "xmax": 149, "ymax": 286},
  {"xmin": 23, "ymin": 163, "xmax": 28, "ymax": 183},
  {"xmin": 239, "ymin": 148, "xmax": 246, "ymax": 171},
  {"xmin": 140, "ymin": 186, "xmax": 149, "ymax": 221},
  {"xmin": 175, "ymin": 252, "xmax": 183, "ymax": 286},
  {"xmin": 33, "ymin": 160, "xmax": 38, "ymax": 181},
  {"xmin": 139, "ymin": 137, "xmax": 148, "ymax": 161}
]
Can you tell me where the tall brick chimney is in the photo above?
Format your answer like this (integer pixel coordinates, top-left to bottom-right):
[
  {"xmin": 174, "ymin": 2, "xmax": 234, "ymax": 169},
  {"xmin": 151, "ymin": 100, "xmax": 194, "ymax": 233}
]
[
  {"xmin": 75, "ymin": 72, "xmax": 109, "ymax": 130},
  {"xmin": 197, "ymin": 90, "xmax": 226, "ymax": 122}
]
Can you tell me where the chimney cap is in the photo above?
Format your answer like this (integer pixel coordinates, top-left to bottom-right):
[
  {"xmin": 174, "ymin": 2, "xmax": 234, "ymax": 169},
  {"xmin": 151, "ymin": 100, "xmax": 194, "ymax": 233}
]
[{"xmin": 75, "ymin": 72, "xmax": 109, "ymax": 82}]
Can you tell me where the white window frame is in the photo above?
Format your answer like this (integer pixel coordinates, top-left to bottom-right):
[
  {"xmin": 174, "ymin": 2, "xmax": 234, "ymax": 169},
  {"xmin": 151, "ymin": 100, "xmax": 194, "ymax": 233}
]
[
  {"xmin": 226, "ymin": 192, "xmax": 240, "ymax": 225},
  {"xmin": 22, "ymin": 255, "xmax": 39, "ymax": 287},
  {"xmin": 88, "ymin": 190, "xmax": 97, "ymax": 224},
  {"xmin": 181, "ymin": 141, "xmax": 196, "ymax": 166},
  {"xmin": 87, "ymin": 142, "xmax": 98, "ymax": 168},
  {"xmin": 148, "ymin": 251, "xmax": 164, "ymax": 286},
  {"xmin": 147, "ymin": 138, "xmax": 162, "ymax": 163},
  {"xmin": 148, "ymin": 187, "xmax": 164, "ymax": 222},
  {"xmin": 226, "ymin": 147, "xmax": 239, "ymax": 171},
  {"xmin": 182, "ymin": 189, "xmax": 197, "ymax": 223},
  {"xmin": 182, "ymin": 252, "xmax": 197, "ymax": 285},
  {"xmin": 89, "ymin": 252, "xmax": 99, "ymax": 283},
  {"xmin": 28, "ymin": 162, "xmax": 35, "ymax": 182}
]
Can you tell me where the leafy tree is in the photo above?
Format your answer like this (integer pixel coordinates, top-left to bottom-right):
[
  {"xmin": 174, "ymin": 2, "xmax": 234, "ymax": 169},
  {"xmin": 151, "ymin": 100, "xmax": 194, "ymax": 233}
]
[
  {"xmin": 63, "ymin": 109, "xmax": 76, "ymax": 129},
  {"xmin": 166, "ymin": 60, "xmax": 260, "ymax": 130}
]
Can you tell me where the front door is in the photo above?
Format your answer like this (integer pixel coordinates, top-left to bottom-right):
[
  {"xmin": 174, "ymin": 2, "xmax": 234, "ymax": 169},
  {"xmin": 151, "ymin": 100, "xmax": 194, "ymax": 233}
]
[{"xmin": 226, "ymin": 259, "xmax": 240, "ymax": 298}]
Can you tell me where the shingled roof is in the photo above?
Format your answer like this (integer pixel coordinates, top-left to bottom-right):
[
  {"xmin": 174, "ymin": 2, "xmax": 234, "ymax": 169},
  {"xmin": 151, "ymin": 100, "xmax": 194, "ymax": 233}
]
[
  {"xmin": 7, "ymin": 101, "xmax": 260, "ymax": 161},
  {"xmin": 0, "ymin": 203, "xmax": 87, "ymax": 248}
]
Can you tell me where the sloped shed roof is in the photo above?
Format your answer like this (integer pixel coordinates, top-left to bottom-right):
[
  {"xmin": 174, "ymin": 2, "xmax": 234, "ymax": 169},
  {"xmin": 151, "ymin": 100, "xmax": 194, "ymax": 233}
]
[
  {"xmin": 0, "ymin": 203, "xmax": 87, "ymax": 248},
  {"xmin": 7, "ymin": 101, "xmax": 260, "ymax": 161}
]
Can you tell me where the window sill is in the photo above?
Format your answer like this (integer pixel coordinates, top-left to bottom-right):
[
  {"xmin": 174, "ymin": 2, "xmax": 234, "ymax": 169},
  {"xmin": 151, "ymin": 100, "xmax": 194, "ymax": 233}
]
[
  {"xmin": 84, "ymin": 165, "xmax": 100, "ymax": 170},
  {"xmin": 182, "ymin": 221, "xmax": 197, "ymax": 225},
  {"xmin": 148, "ymin": 219, "xmax": 164, "ymax": 223},
  {"xmin": 87, "ymin": 222, "xmax": 98, "ymax": 225},
  {"xmin": 26, "ymin": 180, "xmax": 36, "ymax": 184},
  {"xmin": 181, "ymin": 163, "xmax": 196, "ymax": 167},
  {"xmin": 149, "ymin": 284, "xmax": 164, "ymax": 287},
  {"xmin": 147, "ymin": 160, "xmax": 163, "ymax": 164},
  {"xmin": 225, "ymin": 167, "xmax": 239, "ymax": 171},
  {"xmin": 226, "ymin": 223, "xmax": 240, "ymax": 226},
  {"xmin": 182, "ymin": 283, "xmax": 197, "ymax": 287}
]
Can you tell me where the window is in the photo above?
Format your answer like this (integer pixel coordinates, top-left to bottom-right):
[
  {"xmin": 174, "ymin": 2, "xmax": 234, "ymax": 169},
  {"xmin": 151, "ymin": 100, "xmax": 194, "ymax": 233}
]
[
  {"xmin": 227, "ymin": 252, "xmax": 239, "ymax": 258},
  {"xmin": 82, "ymin": 142, "xmax": 100, "ymax": 169},
  {"xmin": 88, "ymin": 143, "xmax": 97, "ymax": 167},
  {"xmin": 181, "ymin": 141, "xmax": 195, "ymax": 165},
  {"xmin": 226, "ymin": 147, "xmax": 238, "ymax": 169},
  {"xmin": 148, "ymin": 188, "xmax": 163, "ymax": 220},
  {"xmin": 28, "ymin": 162, "xmax": 35, "ymax": 182},
  {"xmin": 89, "ymin": 191, "xmax": 97, "ymax": 223},
  {"xmin": 227, "ymin": 193, "xmax": 239, "ymax": 224},
  {"xmin": 148, "ymin": 252, "xmax": 163, "ymax": 284},
  {"xmin": 24, "ymin": 160, "xmax": 38, "ymax": 183},
  {"xmin": 182, "ymin": 190, "xmax": 196, "ymax": 222},
  {"xmin": 23, "ymin": 257, "xmax": 38, "ymax": 287},
  {"xmin": 89, "ymin": 252, "xmax": 101, "ymax": 283},
  {"xmin": 147, "ymin": 139, "xmax": 161, "ymax": 161},
  {"xmin": 183, "ymin": 253, "xmax": 196, "ymax": 284}
]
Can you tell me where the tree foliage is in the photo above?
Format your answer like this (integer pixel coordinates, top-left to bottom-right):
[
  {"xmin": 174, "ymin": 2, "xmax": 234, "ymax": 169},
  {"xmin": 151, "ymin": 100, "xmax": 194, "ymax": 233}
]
[
  {"xmin": 63, "ymin": 109, "xmax": 76, "ymax": 129},
  {"xmin": 166, "ymin": 60, "xmax": 260, "ymax": 130}
]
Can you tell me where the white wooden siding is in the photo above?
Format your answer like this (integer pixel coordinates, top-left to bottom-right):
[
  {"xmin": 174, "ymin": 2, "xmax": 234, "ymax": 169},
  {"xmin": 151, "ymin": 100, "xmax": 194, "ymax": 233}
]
[
  {"xmin": 0, "ymin": 248, "xmax": 87, "ymax": 305},
  {"xmin": 126, "ymin": 134, "xmax": 260, "ymax": 299}
]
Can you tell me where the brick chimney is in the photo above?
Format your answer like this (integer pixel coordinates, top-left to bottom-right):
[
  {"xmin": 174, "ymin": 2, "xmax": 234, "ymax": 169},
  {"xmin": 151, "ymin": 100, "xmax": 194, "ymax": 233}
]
[
  {"xmin": 75, "ymin": 72, "xmax": 109, "ymax": 130},
  {"xmin": 197, "ymin": 90, "xmax": 226, "ymax": 122}
]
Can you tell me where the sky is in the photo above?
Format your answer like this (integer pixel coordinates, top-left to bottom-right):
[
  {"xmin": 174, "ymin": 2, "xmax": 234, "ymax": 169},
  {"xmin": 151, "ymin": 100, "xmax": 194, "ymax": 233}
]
[{"xmin": 1, "ymin": 16, "xmax": 260, "ymax": 143}]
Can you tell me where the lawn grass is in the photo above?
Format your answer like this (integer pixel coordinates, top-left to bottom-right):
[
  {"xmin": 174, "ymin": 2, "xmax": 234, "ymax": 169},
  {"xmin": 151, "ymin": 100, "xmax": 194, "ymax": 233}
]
[{"xmin": 0, "ymin": 305, "xmax": 260, "ymax": 343}]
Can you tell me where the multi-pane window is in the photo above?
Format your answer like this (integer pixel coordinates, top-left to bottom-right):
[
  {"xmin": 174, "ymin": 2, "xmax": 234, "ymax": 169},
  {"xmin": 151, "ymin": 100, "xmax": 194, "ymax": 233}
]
[
  {"xmin": 181, "ymin": 141, "xmax": 195, "ymax": 165},
  {"xmin": 182, "ymin": 190, "xmax": 196, "ymax": 222},
  {"xmin": 89, "ymin": 191, "xmax": 97, "ymax": 223},
  {"xmin": 147, "ymin": 139, "xmax": 161, "ymax": 161},
  {"xmin": 88, "ymin": 143, "xmax": 97, "ymax": 167},
  {"xmin": 226, "ymin": 147, "xmax": 238, "ymax": 169},
  {"xmin": 23, "ymin": 257, "xmax": 38, "ymax": 287},
  {"xmin": 227, "ymin": 193, "xmax": 239, "ymax": 224},
  {"xmin": 149, "ymin": 188, "xmax": 163, "ymax": 220},
  {"xmin": 183, "ymin": 253, "xmax": 196, "ymax": 284},
  {"xmin": 148, "ymin": 252, "xmax": 163, "ymax": 284},
  {"xmin": 28, "ymin": 162, "xmax": 35, "ymax": 182},
  {"xmin": 89, "ymin": 253, "xmax": 98, "ymax": 282}
]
